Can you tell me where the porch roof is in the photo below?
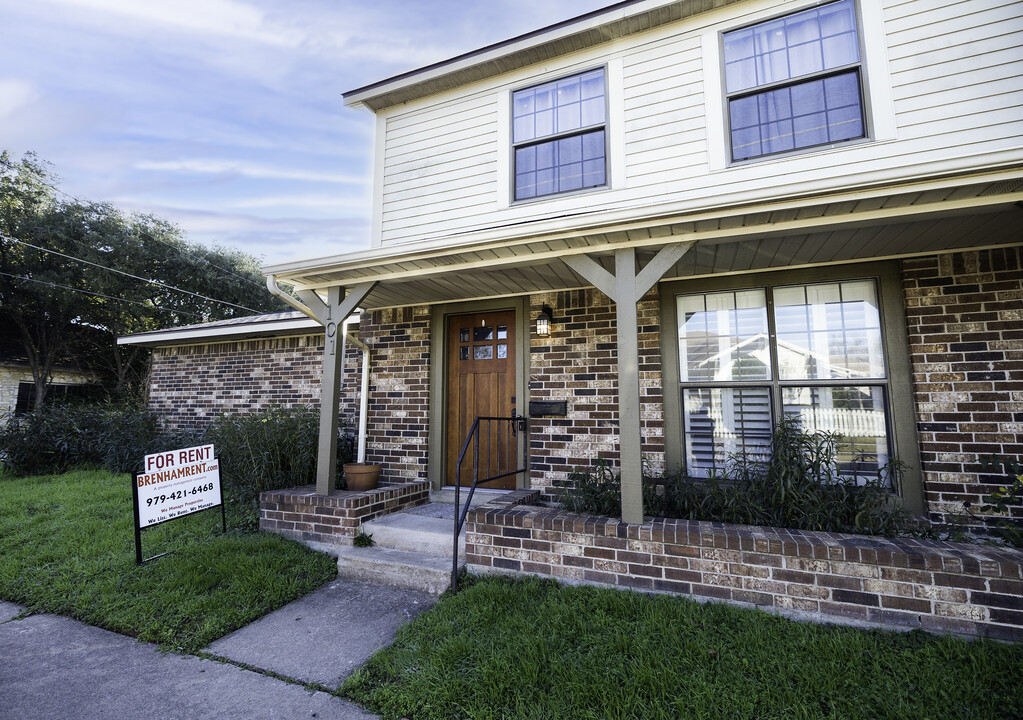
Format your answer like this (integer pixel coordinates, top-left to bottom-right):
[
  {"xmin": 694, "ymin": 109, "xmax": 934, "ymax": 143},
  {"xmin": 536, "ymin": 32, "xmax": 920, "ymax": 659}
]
[{"xmin": 263, "ymin": 168, "xmax": 1023, "ymax": 310}]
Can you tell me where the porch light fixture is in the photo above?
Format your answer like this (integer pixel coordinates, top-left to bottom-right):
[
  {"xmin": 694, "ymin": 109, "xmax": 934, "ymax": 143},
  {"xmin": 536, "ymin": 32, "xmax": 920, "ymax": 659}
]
[{"xmin": 535, "ymin": 305, "xmax": 554, "ymax": 337}]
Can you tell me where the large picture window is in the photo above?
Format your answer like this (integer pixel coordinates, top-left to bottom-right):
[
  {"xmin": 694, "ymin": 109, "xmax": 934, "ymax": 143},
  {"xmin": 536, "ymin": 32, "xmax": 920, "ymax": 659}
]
[
  {"xmin": 512, "ymin": 68, "xmax": 607, "ymax": 201},
  {"xmin": 723, "ymin": 0, "xmax": 865, "ymax": 161},
  {"xmin": 676, "ymin": 278, "xmax": 890, "ymax": 482}
]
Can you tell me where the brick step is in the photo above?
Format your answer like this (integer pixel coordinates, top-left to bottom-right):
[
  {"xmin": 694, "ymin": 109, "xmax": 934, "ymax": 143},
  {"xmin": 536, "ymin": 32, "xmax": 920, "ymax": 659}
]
[
  {"xmin": 336, "ymin": 546, "xmax": 460, "ymax": 596},
  {"xmin": 363, "ymin": 513, "xmax": 464, "ymax": 557}
]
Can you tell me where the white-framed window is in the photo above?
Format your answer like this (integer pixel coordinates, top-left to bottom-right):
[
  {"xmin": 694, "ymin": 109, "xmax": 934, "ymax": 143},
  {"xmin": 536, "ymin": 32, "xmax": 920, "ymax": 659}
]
[
  {"xmin": 676, "ymin": 278, "xmax": 890, "ymax": 481},
  {"xmin": 511, "ymin": 68, "xmax": 608, "ymax": 201},
  {"xmin": 723, "ymin": 0, "xmax": 866, "ymax": 162}
]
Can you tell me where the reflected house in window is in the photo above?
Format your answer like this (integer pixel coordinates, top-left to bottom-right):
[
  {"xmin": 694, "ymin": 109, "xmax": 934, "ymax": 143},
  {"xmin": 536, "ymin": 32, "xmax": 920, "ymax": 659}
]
[{"xmin": 124, "ymin": 0, "xmax": 1023, "ymax": 540}]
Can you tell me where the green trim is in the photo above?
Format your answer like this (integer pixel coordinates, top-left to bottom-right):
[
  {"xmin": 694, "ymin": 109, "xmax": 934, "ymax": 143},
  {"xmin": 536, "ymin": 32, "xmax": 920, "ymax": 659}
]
[
  {"xmin": 428, "ymin": 297, "xmax": 530, "ymax": 490},
  {"xmin": 659, "ymin": 261, "xmax": 923, "ymax": 513}
]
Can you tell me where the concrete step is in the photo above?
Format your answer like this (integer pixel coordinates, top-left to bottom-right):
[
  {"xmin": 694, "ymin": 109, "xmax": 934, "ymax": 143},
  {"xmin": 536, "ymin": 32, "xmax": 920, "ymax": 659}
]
[
  {"xmin": 336, "ymin": 546, "xmax": 460, "ymax": 596},
  {"xmin": 363, "ymin": 513, "xmax": 464, "ymax": 557},
  {"xmin": 430, "ymin": 486, "xmax": 510, "ymax": 506}
]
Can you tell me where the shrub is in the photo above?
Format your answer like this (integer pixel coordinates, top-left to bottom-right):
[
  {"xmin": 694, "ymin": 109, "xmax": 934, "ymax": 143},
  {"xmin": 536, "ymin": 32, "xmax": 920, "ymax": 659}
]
[
  {"xmin": 0, "ymin": 403, "xmax": 161, "ymax": 476},
  {"xmin": 562, "ymin": 418, "xmax": 912, "ymax": 537},
  {"xmin": 977, "ymin": 455, "xmax": 1023, "ymax": 548},
  {"xmin": 1, "ymin": 403, "xmax": 355, "ymax": 531},
  {"xmin": 204, "ymin": 406, "xmax": 355, "ymax": 529}
]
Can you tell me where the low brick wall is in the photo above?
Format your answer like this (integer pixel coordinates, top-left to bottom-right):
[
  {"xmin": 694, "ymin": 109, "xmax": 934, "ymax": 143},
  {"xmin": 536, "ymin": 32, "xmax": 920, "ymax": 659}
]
[
  {"xmin": 260, "ymin": 480, "xmax": 429, "ymax": 548},
  {"xmin": 466, "ymin": 492, "xmax": 1023, "ymax": 641}
]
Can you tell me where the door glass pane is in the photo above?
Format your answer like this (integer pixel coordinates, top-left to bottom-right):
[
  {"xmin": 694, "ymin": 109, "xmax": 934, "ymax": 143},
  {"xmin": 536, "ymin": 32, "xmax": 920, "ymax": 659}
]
[
  {"xmin": 683, "ymin": 387, "xmax": 773, "ymax": 478},
  {"xmin": 773, "ymin": 279, "xmax": 884, "ymax": 380},
  {"xmin": 497, "ymin": 343, "xmax": 507, "ymax": 359},
  {"xmin": 474, "ymin": 326, "xmax": 493, "ymax": 342},
  {"xmin": 473, "ymin": 345, "xmax": 493, "ymax": 360},
  {"xmin": 459, "ymin": 328, "xmax": 470, "ymax": 343},
  {"xmin": 459, "ymin": 346, "xmax": 470, "ymax": 360},
  {"xmin": 782, "ymin": 385, "xmax": 889, "ymax": 484},
  {"xmin": 677, "ymin": 289, "xmax": 770, "ymax": 382},
  {"xmin": 496, "ymin": 325, "xmax": 508, "ymax": 340}
]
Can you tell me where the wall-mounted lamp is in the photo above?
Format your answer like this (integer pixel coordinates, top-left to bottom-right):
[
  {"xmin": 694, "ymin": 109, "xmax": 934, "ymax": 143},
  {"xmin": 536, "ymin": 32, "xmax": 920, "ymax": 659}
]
[{"xmin": 535, "ymin": 305, "xmax": 554, "ymax": 337}]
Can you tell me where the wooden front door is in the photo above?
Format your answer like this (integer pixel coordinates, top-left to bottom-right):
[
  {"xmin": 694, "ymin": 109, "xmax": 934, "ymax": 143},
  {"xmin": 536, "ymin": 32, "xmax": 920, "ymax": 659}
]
[{"xmin": 446, "ymin": 310, "xmax": 517, "ymax": 488}]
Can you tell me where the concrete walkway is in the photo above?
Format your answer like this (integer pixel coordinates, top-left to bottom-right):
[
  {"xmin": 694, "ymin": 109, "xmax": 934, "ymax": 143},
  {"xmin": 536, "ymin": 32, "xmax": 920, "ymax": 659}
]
[{"xmin": 0, "ymin": 579, "xmax": 436, "ymax": 720}]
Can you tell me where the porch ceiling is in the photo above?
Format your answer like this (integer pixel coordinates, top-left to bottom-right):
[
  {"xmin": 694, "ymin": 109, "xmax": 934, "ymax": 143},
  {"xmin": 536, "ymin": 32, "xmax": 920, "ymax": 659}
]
[{"xmin": 265, "ymin": 172, "xmax": 1023, "ymax": 311}]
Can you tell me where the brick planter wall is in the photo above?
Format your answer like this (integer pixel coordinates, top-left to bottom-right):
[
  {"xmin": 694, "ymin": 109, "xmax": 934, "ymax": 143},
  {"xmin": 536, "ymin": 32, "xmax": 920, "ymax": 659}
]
[
  {"xmin": 903, "ymin": 246, "xmax": 1023, "ymax": 530},
  {"xmin": 466, "ymin": 492, "xmax": 1023, "ymax": 641},
  {"xmin": 260, "ymin": 480, "xmax": 430, "ymax": 548},
  {"xmin": 149, "ymin": 334, "xmax": 362, "ymax": 430},
  {"xmin": 528, "ymin": 288, "xmax": 665, "ymax": 503}
]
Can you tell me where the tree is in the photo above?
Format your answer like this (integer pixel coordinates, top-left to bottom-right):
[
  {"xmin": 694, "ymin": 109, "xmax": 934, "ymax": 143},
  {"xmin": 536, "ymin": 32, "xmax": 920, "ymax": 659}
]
[{"xmin": 0, "ymin": 150, "xmax": 285, "ymax": 408}]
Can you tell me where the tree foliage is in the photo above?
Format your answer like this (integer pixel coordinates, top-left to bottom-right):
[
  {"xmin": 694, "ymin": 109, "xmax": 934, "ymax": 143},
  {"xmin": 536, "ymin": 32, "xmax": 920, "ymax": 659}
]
[{"xmin": 0, "ymin": 150, "xmax": 285, "ymax": 406}]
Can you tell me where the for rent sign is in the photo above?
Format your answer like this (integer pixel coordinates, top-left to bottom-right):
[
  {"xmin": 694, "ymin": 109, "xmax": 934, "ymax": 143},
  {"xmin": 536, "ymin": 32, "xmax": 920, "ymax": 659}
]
[{"xmin": 136, "ymin": 444, "xmax": 222, "ymax": 529}]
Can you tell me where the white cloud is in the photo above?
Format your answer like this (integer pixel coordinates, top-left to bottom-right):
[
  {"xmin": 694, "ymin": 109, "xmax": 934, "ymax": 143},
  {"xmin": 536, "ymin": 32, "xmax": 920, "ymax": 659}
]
[
  {"xmin": 42, "ymin": 0, "xmax": 303, "ymax": 46},
  {"xmin": 0, "ymin": 79, "xmax": 37, "ymax": 121},
  {"xmin": 135, "ymin": 159, "xmax": 365, "ymax": 185}
]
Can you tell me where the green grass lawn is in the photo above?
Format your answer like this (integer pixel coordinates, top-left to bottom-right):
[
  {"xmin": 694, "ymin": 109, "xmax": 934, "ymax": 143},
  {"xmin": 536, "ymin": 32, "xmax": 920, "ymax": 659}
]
[
  {"xmin": 0, "ymin": 469, "xmax": 337, "ymax": 652},
  {"xmin": 341, "ymin": 575, "xmax": 1023, "ymax": 720}
]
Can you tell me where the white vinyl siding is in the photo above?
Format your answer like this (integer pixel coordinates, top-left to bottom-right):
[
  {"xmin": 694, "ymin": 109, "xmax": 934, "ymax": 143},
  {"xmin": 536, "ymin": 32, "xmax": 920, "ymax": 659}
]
[{"xmin": 373, "ymin": 0, "xmax": 1023, "ymax": 247}]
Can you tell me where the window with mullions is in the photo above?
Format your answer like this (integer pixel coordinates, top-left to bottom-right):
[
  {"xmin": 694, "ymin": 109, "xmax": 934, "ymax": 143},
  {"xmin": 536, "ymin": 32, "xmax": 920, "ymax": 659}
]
[
  {"xmin": 677, "ymin": 279, "xmax": 890, "ymax": 482},
  {"xmin": 723, "ymin": 0, "xmax": 865, "ymax": 161},
  {"xmin": 512, "ymin": 68, "xmax": 607, "ymax": 200}
]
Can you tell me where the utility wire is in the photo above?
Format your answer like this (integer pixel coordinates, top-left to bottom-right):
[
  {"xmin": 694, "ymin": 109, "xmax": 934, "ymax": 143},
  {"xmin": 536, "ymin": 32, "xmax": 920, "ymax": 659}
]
[
  {"xmin": 1, "ymin": 234, "xmax": 261, "ymax": 314},
  {"xmin": 35, "ymin": 178, "xmax": 266, "ymax": 290},
  {"xmin": 0, "ymin": 271, "xmax": 205, "ymax": 319}
]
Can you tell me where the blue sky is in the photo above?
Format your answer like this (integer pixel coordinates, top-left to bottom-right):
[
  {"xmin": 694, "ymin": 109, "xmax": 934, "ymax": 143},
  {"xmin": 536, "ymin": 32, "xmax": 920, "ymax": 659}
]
[{"xmin": 1, "ymin": 0, "xmax": 611, "ymax": 265}]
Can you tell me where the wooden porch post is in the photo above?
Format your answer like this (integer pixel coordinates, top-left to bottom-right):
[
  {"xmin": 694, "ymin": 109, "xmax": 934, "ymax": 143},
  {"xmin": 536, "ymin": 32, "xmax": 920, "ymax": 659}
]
[
  {"xmin": 297, "ymin": 283, "xmax": 376, "ymax": 495},
  {"xmin": 564, "ymin": 242, "xmax": 694, "ymax": 524}
]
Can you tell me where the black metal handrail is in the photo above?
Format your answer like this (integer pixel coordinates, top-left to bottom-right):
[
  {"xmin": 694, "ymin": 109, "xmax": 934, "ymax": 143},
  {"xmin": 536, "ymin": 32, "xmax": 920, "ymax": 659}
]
[{"xmin": 452, "ymin": 411, "xmax": 528, "ymax": 592}]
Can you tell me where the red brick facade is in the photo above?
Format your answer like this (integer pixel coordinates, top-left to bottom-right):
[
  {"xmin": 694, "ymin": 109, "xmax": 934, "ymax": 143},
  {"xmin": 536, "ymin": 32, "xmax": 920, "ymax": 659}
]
[
  {"xmin": 148, "ymin": 333, "xmax": 361, "ymax": 431},
  {"xmin": 359, "ymin": 306, "xmax": 432, "ymax": 481},
  {"xmin": 152, "ymin": 248, "xmax": 1023, "ymax": 536},
  {"xmin": 903, "ymin": 247, "xmax": 1023, "ymax": 530},
  {"xmin": 527, "ymin": 288, "xmax": 664, "ymax": 503}
]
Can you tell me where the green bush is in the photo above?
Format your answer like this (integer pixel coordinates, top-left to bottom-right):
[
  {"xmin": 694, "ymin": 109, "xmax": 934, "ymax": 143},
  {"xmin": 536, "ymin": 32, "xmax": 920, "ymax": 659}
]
[
  {"xmin": 0, "ymin": 403, "xmax": 161, "ymax": 476},
  {"xmin": 0, "ymin": 403, "xmax": 355, "ymax": 531},
  {"xmin": 562, "ymin": 418, "xmax": 912, "ymax": 537},
  {"xmin": 204, "ymin": 406, "xmax": 355, "ymax": 529}
]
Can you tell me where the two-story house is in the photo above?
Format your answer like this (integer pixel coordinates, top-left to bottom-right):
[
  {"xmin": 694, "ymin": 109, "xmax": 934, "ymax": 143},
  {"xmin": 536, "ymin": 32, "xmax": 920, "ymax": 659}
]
[{"xmin": 260, "ymin": 0, "xmax": 1021, "ymax": 533}]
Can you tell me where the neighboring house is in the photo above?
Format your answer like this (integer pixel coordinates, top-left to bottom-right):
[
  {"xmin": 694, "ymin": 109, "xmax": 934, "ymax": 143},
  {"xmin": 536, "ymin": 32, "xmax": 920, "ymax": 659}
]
[
  {"xmin": 0, "ymin": 343, "xmax": 102, "ymax": 419},
  {"xmin": 140, "ymin": 0, "xmax": 1021, "ymax": 535}
]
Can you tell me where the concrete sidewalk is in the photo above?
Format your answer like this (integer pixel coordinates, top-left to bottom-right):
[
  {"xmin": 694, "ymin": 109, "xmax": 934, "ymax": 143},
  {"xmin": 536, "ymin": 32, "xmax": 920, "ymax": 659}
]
[{"xmin": 0, "ymin": 579, "xmax": 436, "ymax": 720}]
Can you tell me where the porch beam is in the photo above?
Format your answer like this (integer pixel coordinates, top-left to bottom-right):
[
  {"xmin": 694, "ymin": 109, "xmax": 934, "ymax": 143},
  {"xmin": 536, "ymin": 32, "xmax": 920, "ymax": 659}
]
[
  {"xmin": 304, "ymin": 282, "xmax": 376, "ymax": 495},
  {"xmin": 563, "ymin": 243, "xmax": 694, "ymax": 524}
]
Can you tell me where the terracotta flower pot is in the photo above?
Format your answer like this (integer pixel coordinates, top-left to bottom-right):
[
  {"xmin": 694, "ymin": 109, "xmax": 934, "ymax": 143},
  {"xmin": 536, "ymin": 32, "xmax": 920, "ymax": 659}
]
[{"xmin": 344, "ymin": 462, "xmax": 381, "ymax": 491}]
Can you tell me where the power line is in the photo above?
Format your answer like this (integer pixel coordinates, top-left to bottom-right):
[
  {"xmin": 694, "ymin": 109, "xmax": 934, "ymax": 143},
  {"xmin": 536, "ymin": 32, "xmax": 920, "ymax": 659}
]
[
  {"xmin": 35, "ymin": 177, "xmax": 267, "ymax": 290},
  {"xmin": 2, "ymin": 234, "xmax": 261, "ymax": 314},
  {"xmin": 0, "ymin": 271, "xmax": 205, "ymax": 319}
]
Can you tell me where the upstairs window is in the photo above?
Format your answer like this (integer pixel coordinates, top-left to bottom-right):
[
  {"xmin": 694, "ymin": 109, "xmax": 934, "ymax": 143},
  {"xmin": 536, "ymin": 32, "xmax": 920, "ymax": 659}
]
[
  {"xmin": 512, "ymin": 68, "xmax": 607, "ymax": 200},
  {"xmin": 723, "ymin": 0, "xmax": 865, "ymax": 162}
]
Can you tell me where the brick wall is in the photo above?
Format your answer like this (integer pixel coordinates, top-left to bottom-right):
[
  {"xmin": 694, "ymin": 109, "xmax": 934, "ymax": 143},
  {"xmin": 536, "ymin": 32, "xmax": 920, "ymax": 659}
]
[
  {"xmin": 359, "ymin": 306, "xmax": 432, "ymax": 481},
  {"xmin": 903, "ymin": 246, "xmax": 1023, "ymax": 529},
  {"xmin": 149, "ymin": 333, "xmax": 362, "ymax": 430},
  {"xmin": 466, "ymin": 492, "xmax": 1023, "ymax": 641},
  {"xmin": 528, "ymin": 288, "xmax": 665, "ymax": 503},
  {"xmin": 260, "ymin": 480, "xmax": 430, "ymax": 548}
]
